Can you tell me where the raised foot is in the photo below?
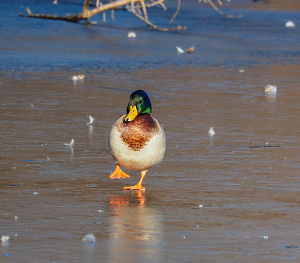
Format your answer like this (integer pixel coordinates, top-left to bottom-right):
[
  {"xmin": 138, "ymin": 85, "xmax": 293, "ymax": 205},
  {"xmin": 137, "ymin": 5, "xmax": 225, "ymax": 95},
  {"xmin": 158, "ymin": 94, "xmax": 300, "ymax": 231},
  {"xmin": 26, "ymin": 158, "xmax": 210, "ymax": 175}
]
[
  {"xmin": 124, "ymin": 185, "xmax": 145, "ymax": 191},
  {"xmin": 109, "ymin": 165, "xmax": 130, "ymax": 179}
]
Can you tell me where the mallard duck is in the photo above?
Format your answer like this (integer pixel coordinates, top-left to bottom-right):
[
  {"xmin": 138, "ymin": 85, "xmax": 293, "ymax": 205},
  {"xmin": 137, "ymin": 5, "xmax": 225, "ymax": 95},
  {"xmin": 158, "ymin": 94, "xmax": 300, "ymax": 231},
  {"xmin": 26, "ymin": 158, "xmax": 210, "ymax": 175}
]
[{"xmin": 109, "ymin": 90, "xmax": 166, "ymax": 191}]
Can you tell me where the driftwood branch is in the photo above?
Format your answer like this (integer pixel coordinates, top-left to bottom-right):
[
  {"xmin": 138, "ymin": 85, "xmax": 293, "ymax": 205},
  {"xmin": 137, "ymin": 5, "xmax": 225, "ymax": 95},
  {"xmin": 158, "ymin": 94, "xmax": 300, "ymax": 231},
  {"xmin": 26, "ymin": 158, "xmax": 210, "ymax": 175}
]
[
  {"xmin": 24, "ymin": 7, "xmax": 87, "ymax": 22},
  {"xmin": 22, "ymin": 0, "xmax": 154, "ymax": 23},
  {"xmin": 21, "ymin": 0, "xmax": 187, "ymax": 31},
  {"xmin": 21, "ymin": 0, "xmax": 238, "ymax": 30}
]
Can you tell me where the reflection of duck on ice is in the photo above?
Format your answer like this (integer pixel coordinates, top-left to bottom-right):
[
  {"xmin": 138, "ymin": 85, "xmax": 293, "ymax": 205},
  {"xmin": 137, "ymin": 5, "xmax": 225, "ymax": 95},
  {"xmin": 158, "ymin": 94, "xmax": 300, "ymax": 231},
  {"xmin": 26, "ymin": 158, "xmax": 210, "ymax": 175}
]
[
  {"xmin": 109, "ymin": 90, "xmax": 166, "ymax": 191},
  {"xmin": 108, "ymin": 193, "xmax": 162, "ymax": 261}
]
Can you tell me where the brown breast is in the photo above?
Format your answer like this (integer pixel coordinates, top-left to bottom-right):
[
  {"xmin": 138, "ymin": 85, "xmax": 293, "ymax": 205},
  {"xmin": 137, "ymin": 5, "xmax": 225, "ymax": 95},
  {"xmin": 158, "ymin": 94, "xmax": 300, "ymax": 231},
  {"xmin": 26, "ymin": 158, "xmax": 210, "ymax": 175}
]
[{"xmin": 115, "ymin": 114, "xmax": 160, "ymax": 151}]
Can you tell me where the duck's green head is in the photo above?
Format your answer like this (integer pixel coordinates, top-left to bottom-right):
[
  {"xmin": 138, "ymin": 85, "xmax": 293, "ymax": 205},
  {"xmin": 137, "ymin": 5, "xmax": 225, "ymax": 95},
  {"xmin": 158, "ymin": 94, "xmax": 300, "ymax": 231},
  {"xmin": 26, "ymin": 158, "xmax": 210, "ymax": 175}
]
[{"xmin": 125, "ymin": 90, "xmax": 152, "ymax": 122}]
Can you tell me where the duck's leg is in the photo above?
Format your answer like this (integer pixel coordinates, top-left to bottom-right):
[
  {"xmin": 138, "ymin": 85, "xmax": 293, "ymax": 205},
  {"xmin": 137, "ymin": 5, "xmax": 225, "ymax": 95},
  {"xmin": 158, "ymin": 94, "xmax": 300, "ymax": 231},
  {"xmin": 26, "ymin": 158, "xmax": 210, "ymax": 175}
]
[
  {"xmin": 110, "ymin": 164, "xmax": 130, "ymax": 179},
  {"xmin": 123, "ymin": 171, "xmax": 147, "ymax": 191}
]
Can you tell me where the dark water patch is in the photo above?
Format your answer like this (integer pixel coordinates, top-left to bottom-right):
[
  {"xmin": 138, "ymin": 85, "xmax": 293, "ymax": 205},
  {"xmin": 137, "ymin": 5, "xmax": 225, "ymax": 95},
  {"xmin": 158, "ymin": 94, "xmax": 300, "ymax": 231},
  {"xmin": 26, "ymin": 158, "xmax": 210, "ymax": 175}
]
[
  {"xmin": 1, "ymin": 1, "xmax": 300, "ymax": 72},
  {"xmin": 285, "ymin": 246, "xmax": 298, "ymax": 249},
  {"xmin": 3, "ymin": 254, "xmax": 13, "ymax": 257}
]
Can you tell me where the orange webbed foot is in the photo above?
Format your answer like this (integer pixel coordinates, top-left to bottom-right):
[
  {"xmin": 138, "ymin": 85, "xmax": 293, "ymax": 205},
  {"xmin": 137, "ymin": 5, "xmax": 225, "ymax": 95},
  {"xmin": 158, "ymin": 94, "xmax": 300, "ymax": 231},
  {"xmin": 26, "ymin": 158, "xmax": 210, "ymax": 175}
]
[
  {"xmin": 123, "ymin": 171, "xmax": 147, "ymax": 191},
  {"xmin": 109, "ymin": 164, "xmax": 130, "ymax": 179}
]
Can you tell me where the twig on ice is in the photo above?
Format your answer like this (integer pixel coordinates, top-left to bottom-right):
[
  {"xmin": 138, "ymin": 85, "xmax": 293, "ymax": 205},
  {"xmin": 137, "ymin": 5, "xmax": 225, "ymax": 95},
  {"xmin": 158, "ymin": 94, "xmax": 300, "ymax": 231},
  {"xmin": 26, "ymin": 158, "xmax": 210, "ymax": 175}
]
[
  {"xmin": 132, "ymin": 10, "xmax": 186, "ymax": 31},
  {"xmin": 170, "ymin": 0, "xmax": 181, "ymax": 23},
  {"xmin": 141, "ymin": 0, "xmax": 148, "ymax": 21}
]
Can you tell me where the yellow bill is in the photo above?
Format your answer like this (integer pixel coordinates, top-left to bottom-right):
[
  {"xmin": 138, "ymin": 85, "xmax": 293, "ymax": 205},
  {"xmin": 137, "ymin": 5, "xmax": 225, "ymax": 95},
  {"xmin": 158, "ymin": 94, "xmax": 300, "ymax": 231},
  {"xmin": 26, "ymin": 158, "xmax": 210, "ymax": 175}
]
[{"xmin": 125, "ymin": 105, "xmax": 138, "ymax": 122}]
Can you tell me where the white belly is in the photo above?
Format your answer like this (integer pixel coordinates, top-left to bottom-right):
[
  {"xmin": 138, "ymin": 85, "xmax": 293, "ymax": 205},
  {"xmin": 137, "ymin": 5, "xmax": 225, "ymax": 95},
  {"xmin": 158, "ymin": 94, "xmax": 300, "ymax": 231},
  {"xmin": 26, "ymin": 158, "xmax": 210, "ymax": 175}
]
[{"xmin": 109, "ymin": 118, "xmax": 166, "ymax": 172}]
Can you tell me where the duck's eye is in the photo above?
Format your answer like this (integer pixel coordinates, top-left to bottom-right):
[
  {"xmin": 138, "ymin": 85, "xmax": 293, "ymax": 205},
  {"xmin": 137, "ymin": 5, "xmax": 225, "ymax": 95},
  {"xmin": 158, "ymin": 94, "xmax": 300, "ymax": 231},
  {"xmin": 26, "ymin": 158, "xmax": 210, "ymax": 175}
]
[{"xmin": 140, "ymin": 100, "xmax": 144, "ymax": 104}]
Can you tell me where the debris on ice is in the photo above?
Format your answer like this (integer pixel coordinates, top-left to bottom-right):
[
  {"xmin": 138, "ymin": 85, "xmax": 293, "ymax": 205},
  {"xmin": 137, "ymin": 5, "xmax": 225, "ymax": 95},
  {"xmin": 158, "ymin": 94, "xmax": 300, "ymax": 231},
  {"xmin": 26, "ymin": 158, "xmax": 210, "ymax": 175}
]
[
  {"xmin": 176, "ymin": 47, "xmax": 184, "ymax": 53},
  {"xmin": 86, "ymin": 115, "xmax": 95, "ymax": 125},
  {"xmin": 72, "ymin": 74, "xmax": 85, "ymax": 81},
  {"xmin": 176, "ymin": 46, "xmax": 195, "ymax": 53},
  {"xmin": 264, "ymin": 85, "xmax": 277, "ymax": 94},
  {"xmin": 1, "ymin": 236, "xmax": 10, "ymax": 242},
  {"xmin": 128, "ymin": 32, "xmax": 136, "ymax": 38},
  {"xmin": 82, "ymin": 233, "xmax": 96, "ymax": 244},
  {"xmin": 286, "ymin": 21, "xmax": 295, "ymax": 27},
  {"xmin": 64, "ymin": 138, "xmax": 74, "ymax": 147},
  {"xmin": 185, "ymin": 46, "xmax": 195, "ymax": 53},
  {"xmin": 208, "ymin": 127, "xmax": 215, "ymax": 136}
]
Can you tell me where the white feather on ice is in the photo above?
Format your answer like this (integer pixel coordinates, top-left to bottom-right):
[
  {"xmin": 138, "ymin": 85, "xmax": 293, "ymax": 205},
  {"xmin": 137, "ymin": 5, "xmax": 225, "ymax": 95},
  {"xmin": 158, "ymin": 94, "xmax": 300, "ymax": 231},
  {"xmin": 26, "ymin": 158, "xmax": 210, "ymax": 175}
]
[
  {"xmin": 128, "ymin": 32, "xmax": 136, "ymax": 38},
  {"xmin": 64, "ymin": 138, "xmax": 74, "ymax": 147},
  {"xmin": 86, "ymin": 115, "xmax": 95, "ymax": 125},
  {"xmin": 1, "ymin": 236, "xmax": 10, "ymax": 242},
  {"xmin": 176, "ymin": 47, "xmax": 185, "ymax": 53},
  {"xmin": 264, "ymin": 85, "xmax": 277, "ymax": 94},
  {"xmin": 82, "ymin": 233, "xmax": 96, "ymax": 244},
  {"xmin": 285, "ymin": 21, "xmax": 295, "ymax": 27},
  {"xmin": 208, "ymin": 127, "xmax": 215, "ymax": 136}
]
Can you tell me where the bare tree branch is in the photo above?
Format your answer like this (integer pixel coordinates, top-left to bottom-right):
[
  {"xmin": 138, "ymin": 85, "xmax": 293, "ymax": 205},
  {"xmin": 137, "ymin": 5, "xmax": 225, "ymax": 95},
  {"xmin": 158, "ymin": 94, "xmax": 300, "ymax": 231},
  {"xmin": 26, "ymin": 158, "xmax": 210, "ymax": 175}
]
[
  {"xmin": 135, "ymin": 2, "xmax": 142, "ymax": 15},
  {"xmin": 207, "ymin": 0, "xmax": 224, "ymax": 15},
  {"xmin": 83, "ymin": 0, "xmax": 91, "ymax": 16},
  {"xmin": 141, "ymin": 0, "xmax": 148, "ymax": 21},
  {"xmin": 170, "ymin": 0, "xmax": 181, "ymax": 23},
  {"xmin": 88, "ymin": 0, "xmax": 142, "ymax": 17},
  {"xmin": 25, "ymin": 7, "xmax": 87, "ymax": 22},
  {"xmin": 146, "ymin": 0, "xmax": 166, "ymax": 11},
  {"xmin": 111, "ymin": 8, "xmax": 115, "ymax": 20},
  {"xmin": 22, "ymin": 0, "xmax": 240, "ymax": 30},
  {"xmin": 200, "ymin": 0, "xmax": 242, "ymax": 18},
  {"xmin": 22, "ymin": 0, "xmax": 187, "ymax": 31},
  {"xmin": 216, "ymin": 0, "xmax": 223, "ymax": 6},
  {"xmin": 132, "ymin": 10, "xmax": 186, "ymax": 31}
]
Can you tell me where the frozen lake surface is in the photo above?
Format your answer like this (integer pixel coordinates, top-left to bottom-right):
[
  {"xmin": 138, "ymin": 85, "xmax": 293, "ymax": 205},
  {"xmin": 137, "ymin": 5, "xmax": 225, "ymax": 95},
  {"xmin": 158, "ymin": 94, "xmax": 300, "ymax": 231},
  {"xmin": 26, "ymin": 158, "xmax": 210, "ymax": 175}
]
[{"xmin": 1, "ymin": 0, "xmax": 300, "ymax": 262}]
